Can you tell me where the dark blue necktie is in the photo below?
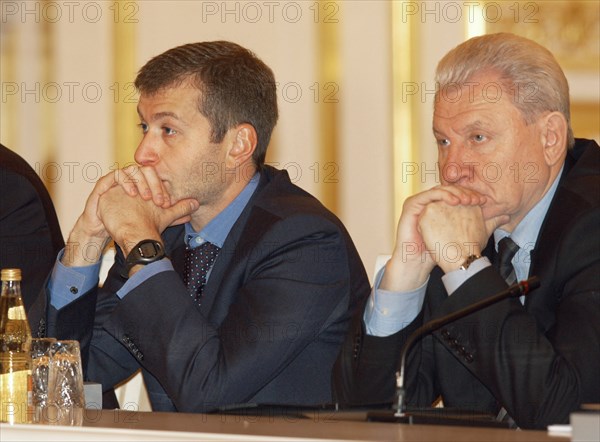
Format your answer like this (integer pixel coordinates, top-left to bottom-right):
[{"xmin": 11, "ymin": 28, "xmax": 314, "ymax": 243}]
[
  {"xmin": 183, "ymin": 242, "xmax": 220, "ymax": 303},
  {"xmin": 497, "ymin": 237, "xmax": 519, "ymax": 285},
  {"xmin": 495, "ymin": 236, "xmax": 520, "ymax": 425}
]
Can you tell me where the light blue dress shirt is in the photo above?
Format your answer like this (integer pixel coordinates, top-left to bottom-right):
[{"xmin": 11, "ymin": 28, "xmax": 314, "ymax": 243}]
[
  {"xmin": 366, "ymin": 166, "xmax": 564, "ymax": 337},
  {"xmin": 49, "ymin": 173, "xmax": 260, "ymax": 309}
]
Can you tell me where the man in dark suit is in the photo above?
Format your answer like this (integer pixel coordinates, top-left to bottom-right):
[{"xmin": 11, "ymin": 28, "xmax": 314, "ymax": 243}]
[
  {"xmin": 28, "ymin": 41, "xmax": 370, "ymax": 412},
  {"xmin": 0, "ymin": 144, "xmax": 64, "ymax": 310},
  {"xmin": 334, "ymin": 33, "xmax": 599, "ymax": 429}
]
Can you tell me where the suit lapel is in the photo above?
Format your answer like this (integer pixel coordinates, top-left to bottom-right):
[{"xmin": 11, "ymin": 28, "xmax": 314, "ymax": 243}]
[
  {"xmin": 195, "ymin": 169, "xmax": 276, "ymax": 315},
  {"xmin": 162, "ymin": 226, "xmax": 186, "ymax": 280},
  {"xmin": 524, "ymin": 150, "xmax": 580, "ymax": 327}
]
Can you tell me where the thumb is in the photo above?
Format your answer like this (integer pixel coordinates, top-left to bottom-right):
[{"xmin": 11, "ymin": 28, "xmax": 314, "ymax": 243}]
[
  {"xmin": 165, "ymin": 198, "xmax": 200, "ymax": 227},
  {"xmin": 484, "ymin": 214, "xmax": 510, "ymax": 236}
]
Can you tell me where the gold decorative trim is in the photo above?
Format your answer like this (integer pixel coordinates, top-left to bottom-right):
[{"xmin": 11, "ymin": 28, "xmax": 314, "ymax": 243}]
[
  {"xmin": 486, "ymin": 1, "xmax": 600, "ymax": 72},
  {"xmin": 41, "ymin": 2, "xmax": 56, "ymax": 193},
  {"xmin": 391, "ymin": 2, "xmax": 418, "ymax": 221},
  {"xmin": 0, "ymin": 19, "xmax": 17, "ymax": 149},
  {"xmin": 112, "ymin": 0, "xmax": 138, "ymax": 168},
  {"xmin": 315, "ymin": 0, "xmax": 340, "ymax": 215}
]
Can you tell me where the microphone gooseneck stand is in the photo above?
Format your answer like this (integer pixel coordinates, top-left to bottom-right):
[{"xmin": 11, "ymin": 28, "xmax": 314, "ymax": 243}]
[{"xmin": 369, "ymin": 276, "xmax": 540, "ymax": 426}]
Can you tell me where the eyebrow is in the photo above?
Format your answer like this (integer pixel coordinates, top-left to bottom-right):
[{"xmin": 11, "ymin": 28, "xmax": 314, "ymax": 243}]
[
  {"xmin": 463, "ymin": 120, "xmax": 487, "ymax": 132},
  {"xmin": 136, "ymin": 107, "xmax": 182, "ymax": 122},
  {"xmin": 433, "ymin": 119, "xmax": 488, "ymax": 137},
  {"xmin": 432, "ymin": 126, "xmax": 445, "ymax": 137}
]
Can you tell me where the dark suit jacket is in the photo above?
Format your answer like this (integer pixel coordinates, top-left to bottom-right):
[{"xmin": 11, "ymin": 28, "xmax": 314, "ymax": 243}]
[
  {"xmin": 29, "ymin": 166, "xmax": 370, "ymax": 412},
  {"xmin": 334, "ymin": 139, "xmax": 600, "ymax": 429},
  {"xmin": 0, "ymin": 144, "xmax": 64, "ymax": 310}
]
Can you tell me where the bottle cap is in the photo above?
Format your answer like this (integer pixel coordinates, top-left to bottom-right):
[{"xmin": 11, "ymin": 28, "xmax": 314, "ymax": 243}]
[{"xmin": 1, "ymin": 268, "xmax": 22, "ymax": 281}]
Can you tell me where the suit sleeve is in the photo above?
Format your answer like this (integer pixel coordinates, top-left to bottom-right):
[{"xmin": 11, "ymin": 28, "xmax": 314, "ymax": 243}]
[
  {"xmin": 433, "ymin": 207, "xmax": 600, "ymax": 429},
  {"xmin": 28, "ymin": 248, "xmax": 140, "ymax": 392},
  {"xmin": 335, "ymin": 207, "xmax": 600, "ymax": 429},
  {"xmin": 100, "ymin": 213, "xmax": 356, "ymax": 412},
  {"xmin": 0, "ymin": 168, "xmax": 63, "ymax": 310},
  {"xmin": 333, "ymin": 268, "xmax": 443, "ymax": 408}
]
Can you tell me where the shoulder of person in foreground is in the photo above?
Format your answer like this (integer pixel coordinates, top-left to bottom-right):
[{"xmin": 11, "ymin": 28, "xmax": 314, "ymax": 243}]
[{"xmin": 0, "ymin": 143, "xmax": 64, "ymax": 311}]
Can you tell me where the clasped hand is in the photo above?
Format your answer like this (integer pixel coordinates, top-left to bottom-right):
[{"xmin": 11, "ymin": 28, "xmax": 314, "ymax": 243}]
[
  {"xmin": 382, "ymin": 185, "xmax": 509, "ymax": 291},
  {"xmin": 66, "ymin": 165, "xmax": 199, "ymax": 265}
]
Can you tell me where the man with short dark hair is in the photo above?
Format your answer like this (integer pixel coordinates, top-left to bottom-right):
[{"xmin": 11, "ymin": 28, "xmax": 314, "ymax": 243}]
[
  {"xmin": 334, "ymin": 33, "xmax": 600, "ymax": 430},
  {"xmin": 30, "ymin": 41, "xmax": 370, "ymax": 412}
]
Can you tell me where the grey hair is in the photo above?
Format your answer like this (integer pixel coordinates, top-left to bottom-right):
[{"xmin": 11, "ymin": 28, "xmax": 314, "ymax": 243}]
[{"xmin": 435, "ymin": 33, "xmax": 574, "ymax": 149}]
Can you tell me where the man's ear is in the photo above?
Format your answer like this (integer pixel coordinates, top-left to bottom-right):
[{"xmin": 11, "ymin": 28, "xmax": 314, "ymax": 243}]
[
  {"xmin": 539, "ymin": 111, "xmax": 568, "ymax": 167},
  {"xmin": 227, "ymin": 124, "xmax": 257, "ymax": 167}
]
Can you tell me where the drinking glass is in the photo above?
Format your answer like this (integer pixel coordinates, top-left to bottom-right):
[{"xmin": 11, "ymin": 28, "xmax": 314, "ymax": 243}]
[
  {"xmin": 30, "ymin": 337, "xmax": 57, "ymax": 423},
  {"xmin": 46, "ymin": 340, "xmax": 85, "ymax": 426}
]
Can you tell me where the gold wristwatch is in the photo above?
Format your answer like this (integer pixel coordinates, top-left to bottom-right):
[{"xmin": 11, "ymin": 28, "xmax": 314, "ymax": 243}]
[{"xmin": 459, "ymin": 254, "xmax": 482, "ymax": 271}]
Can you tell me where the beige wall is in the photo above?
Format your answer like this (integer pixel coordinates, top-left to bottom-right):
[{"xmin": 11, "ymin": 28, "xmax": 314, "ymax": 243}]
[{"xmin": 2, "ymin": 1, "xmax": 598, "ymax": 280}]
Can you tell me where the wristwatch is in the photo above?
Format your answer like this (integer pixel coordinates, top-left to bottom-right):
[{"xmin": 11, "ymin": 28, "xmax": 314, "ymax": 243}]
[
  {"xmin": 459, "ymin": 254, "xmax": 482, "ymax": 271},
  {"xmin": 122, "ymin": 239, "xmax": 166, "ymax": 278}
]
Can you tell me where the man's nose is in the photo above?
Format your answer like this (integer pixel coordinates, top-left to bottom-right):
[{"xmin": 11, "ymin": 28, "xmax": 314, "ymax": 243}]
[
  {"xmin": 440, "ymin": 146, "xmax": 470, "ymax": 184},
  {"xmin": 134, "ymin": 135, "xmax": 159, "ymax": 166}
]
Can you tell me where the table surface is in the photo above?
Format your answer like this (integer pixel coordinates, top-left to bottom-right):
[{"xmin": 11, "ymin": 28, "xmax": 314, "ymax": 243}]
[{"xmin": 3, "ymin": 408, "xmax": 569, "ymax": 442}]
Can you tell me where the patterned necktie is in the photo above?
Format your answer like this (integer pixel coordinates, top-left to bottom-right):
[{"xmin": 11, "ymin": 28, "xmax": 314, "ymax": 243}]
[
  {"xmin": 183, "ymin": 241, "xmax": 220, "ymax": 303},
  {"xmin": 495, "ymin": 236, "xmax": 521, "ymax": 425},
  {"xmin": 497, "ymin": 236, "xmax": 520, "ymax": 285}
]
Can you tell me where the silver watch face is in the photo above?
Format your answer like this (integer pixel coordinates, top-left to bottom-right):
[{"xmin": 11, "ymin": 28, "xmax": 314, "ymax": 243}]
[
  {"xmin": 128, "ymin": 240, "xmax": 165, "ymax": 265},
  {"xmin": 122, "ymin": 240, "xmax": 165, "ymax": 279},
  {"xmin": 138, "ymin": 241, "xmax": 162, "ymax": 258}
]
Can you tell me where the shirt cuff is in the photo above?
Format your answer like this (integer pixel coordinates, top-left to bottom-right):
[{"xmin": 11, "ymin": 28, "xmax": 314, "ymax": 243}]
[
  {"xmin": 364, "ymin": 266, "xmax": 428, "ymax": 337},
  {"xmin": 49, "ymin": 249, "xmax": 101, "ymax": 310},
  {"xmin": 441, "ymin": 257, "xmax": 491, "ymax": 295},
  {"xmin": 116, "ymin": 258, "xmax": 174, "ymax": 299}
]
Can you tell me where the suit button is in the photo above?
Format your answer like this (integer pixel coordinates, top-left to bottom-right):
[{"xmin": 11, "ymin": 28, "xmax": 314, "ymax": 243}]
[
  {"xmin": 441, "ymin": 329, "xmax": 450, "ymax": 339},
  {"xmin": 465, "ymin": 353, "xmax": 474, "ymax": 363}
]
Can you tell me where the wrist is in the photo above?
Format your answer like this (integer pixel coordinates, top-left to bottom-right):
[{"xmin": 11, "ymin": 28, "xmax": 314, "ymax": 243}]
[
  {"xmin": 63, "ymin": 227, "xmax": 110, "ymax": 267},
  {"xmin": 115, "ymin": 228, "xmax": 162, "ymax": 256},
  {"xmin": 380, "ymin": 253, "xmax": 433, "ymax": 292}
]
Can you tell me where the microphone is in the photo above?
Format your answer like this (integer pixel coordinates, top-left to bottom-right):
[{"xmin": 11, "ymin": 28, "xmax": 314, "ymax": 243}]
[{"xmin": 369, "ymin": 276, "xmax": 540, "ymax": 424}]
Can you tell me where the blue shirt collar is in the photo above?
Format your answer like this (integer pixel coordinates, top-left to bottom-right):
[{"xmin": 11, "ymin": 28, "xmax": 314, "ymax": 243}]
[
  {"xmin": 493, "ymin": 165, "xmax": 564, "ymax": 281},
  {"xmin": 494, "ymin": 164, "xmax": 564, "ymax": 250},
  {"xmin": 184, "ymin": 173, "xmax": 260, "ymax": 248}
]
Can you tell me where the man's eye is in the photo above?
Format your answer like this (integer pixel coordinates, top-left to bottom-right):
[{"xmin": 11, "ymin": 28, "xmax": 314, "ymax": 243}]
[
  {"xmin": 437, "ymin": 139, "xmax": 450, "ymax": 147},
  {"xmin": 138, "ymin": 123, "xmax": 148, "ymax": 133},
  {"xmin": 164, "ymin": 127, "xmax": 177, "ymax": 135},
  {"xmin": 473, "ymin": 134, "xmax": 486, "ymax": 142}
]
